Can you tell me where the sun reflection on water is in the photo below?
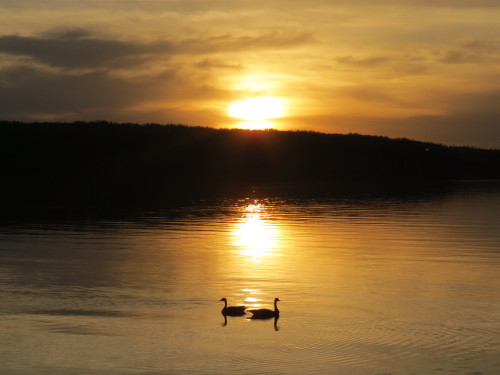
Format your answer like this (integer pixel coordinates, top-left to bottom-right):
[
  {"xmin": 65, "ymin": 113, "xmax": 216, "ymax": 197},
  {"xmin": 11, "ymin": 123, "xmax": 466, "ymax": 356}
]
[
  {"xmin": 240, "ymin": 289, "xmax": 266, "ymax": 308},
  {"xmin": 232, "ymin": 203, "xmax": 280, "ymax": 263},
  {"xmin": 230, "ymin": 202, "xmax": 284, "ymax": 310}
]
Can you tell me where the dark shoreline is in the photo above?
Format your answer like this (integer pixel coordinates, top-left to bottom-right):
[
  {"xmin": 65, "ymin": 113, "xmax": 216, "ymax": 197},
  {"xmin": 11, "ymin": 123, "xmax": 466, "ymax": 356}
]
[{"xmin": 2, "ymin": 121, "xmax": 500, "ymax": 209}]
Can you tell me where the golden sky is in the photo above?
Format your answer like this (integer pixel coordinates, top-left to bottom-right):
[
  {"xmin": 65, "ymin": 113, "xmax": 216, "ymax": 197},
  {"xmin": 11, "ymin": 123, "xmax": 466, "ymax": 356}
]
[{"xmin": 1, "ymin": 1, "xmax": 500, "ymax": 147}]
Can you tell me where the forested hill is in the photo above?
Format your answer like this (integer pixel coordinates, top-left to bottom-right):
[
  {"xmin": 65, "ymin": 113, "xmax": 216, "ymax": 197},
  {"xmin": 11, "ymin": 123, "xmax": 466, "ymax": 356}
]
[{"xmin": 2, "ymin": 121, "xmax": 500, "ymax": 205}]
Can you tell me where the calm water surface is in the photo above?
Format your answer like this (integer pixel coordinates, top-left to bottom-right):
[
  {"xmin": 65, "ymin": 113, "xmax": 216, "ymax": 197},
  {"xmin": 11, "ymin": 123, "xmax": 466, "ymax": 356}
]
[{"xmin": 1, "ymin": 181, "xmax": 500, "ymax": 375}]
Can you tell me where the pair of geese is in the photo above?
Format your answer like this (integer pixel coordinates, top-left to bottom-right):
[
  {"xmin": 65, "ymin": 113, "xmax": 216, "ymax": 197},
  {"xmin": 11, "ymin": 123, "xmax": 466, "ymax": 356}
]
[{"xmin": 220, "ymin": 297, "xmax": 280, "ymax": 319}]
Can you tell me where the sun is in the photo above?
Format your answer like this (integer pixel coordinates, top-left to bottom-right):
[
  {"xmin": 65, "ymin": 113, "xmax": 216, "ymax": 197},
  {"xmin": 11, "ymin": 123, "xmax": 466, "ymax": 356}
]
[{"xmin": 228, "ymin": 97, "xmax": 285, "ymax": 121}]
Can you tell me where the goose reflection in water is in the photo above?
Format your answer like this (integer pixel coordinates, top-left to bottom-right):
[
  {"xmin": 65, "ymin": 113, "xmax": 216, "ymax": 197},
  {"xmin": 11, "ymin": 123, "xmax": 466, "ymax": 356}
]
[
  {"xmin": 221, "ymin": 312, "xmax": 280, "ymax": 330},
  {"xmin": 248, "ymin": 298, "xmax": 281, "ymax": 331},
  {"xmin": 221, "ymin": 314, "xmax": 228, "ymax": 327}
]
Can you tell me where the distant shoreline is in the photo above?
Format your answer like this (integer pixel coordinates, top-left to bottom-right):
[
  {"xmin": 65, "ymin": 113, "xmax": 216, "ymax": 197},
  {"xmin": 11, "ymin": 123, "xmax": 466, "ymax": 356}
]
[{"xmin": 2, "ymin": 121, "xmax": 500, "ymax": 208}]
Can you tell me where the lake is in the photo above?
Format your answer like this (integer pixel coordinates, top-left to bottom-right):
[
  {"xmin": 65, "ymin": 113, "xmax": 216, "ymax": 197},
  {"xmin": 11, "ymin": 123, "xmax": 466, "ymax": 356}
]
[{"xmin": 1, "ymin": 181, "xmax": 500, "ymax": 375}]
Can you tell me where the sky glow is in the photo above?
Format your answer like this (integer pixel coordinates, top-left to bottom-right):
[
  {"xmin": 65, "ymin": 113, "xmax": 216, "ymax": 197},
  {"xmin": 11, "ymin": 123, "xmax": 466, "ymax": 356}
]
[{"xmin": 1, "ymin": 1, "xmax": 500, "ymax": 147}]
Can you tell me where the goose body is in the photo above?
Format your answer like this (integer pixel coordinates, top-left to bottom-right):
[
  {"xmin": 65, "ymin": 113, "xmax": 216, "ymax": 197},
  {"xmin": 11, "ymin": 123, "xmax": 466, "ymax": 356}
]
[
  {"xmin": 220, "ymin": 298, "xmax": 246, "ymax": 316},
  {"xmin": 249, "ymin": 298, "xmax": 280, "ymax": 319}
]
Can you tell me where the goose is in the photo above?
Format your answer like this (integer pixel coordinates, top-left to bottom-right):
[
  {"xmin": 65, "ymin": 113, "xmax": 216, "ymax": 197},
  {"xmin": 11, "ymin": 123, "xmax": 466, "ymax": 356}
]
[
  {"xmin": 220, "ymin": 298, "xmax": 246, "ymax": 316},
  {"xmin": 249, "ymin": 298, "xmax": 280, "ymax": 319}
]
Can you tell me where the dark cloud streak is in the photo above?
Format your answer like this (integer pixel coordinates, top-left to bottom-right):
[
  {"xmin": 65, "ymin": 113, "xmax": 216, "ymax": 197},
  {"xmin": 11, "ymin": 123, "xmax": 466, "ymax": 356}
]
[
  {"xmin": 0, "ymin": 34, "xmax": 173, "ymax": 69},
  {"xmin": 0, "ymin": 30, "xmax": 313, "ymax": 70},
  {"xmin": 0, "ymin": 65, "xmax": 170, "ymax": 118},
  {"xmin": 335, "ymin": 55, "xmax": 391, "ymax": 67},
  {"xmin": 439, "ymin": 40, "xmax": 500, "ymax": 64},
  {"xmin": 370, "ymin": 90, "xmax": 500, "ymax": 148}
]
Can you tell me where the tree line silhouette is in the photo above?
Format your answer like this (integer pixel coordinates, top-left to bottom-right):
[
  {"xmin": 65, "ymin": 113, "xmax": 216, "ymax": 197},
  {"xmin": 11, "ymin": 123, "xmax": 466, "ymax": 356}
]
[{"xmin": 2, "ymin": 121, "xmax": 500, "ymax": 206}]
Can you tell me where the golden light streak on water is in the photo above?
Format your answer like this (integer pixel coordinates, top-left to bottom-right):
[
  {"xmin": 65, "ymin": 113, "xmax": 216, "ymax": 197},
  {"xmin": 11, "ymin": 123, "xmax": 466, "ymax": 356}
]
[{"xmin": 232, "ymin": 203, "xmax": 281, "ymax": 263}]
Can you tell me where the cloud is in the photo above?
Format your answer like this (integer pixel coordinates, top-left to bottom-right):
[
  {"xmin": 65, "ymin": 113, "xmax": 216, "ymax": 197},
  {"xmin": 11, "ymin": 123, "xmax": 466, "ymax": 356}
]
[
  {"xmin": 0, "ymin": 28, "xmax": 299, "ymax": 122},
  {"xmin": 392, "ymin": 114, "xmax": 500, "ymax": 149},
  {"xmin": 0, "ymin": 32, "xmax": 173, "ymax": 69},
  {"xmin": 335, "ymin": 85, "xmax": 405, "ymax": 105},
  {"xmin": 450, "ymin": 89, "xmax": 500, "ymax": 117},
  {"xmin": 288, "ymin": 87, "xmax": 500, "ymax": 149},
  {"xmin": 335, "ymin": 55, "xmax": 391, "ymax": 67},
  {"xmin": 41, "ymin": 28, "xmax": 95, "ymax": 40},
  {"xmin": 439, "ymin": 40, "xmax": 500, "ymax": 64},
  {"xmin": 195, "ymin": 58, "xmax": 244, "ymax": 70},
  {"xmin": 0, "ymin": 29, "xmax": 313, "ymax": 71},
  {"xmin": 0, "ymin": 65, "xmax": 164, "ymax": 116},
  {"xmin": 334, "ymin": 53, "xmax": 430, "ymax": 76},
  {"xmin": 4, "ymin": 0, "xmax": 499, "ymax": 11},
  {"xmin": 416, "ymin": 0, "xmax": 500, "ymax": 8},
  {"xmin": 175, "ymin": 31, "xmax": 315, "ymax": 54},
  {"xmin": 0, "ymin": 57, "xmax": 230, "ymax": 123},
  {"xmin": 363, "ymin": 90, "xmax": 500, "ymax": 148}
]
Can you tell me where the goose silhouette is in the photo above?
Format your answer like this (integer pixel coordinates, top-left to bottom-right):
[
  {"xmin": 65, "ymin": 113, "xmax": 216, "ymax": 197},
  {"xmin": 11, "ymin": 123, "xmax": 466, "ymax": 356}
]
[
  {"xmin": 220, "ymin": 298, "xmax": 246, "ymax": 316},
  {"xmin": 248, "ymin": 298, "xmax": 280, "ymax": 319}
]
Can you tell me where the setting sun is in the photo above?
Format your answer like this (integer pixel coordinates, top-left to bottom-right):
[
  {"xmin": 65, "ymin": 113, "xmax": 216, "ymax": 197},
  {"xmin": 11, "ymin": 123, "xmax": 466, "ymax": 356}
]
[{"xmin": 228, "ymin": 97, "xmax": 285, "ymax": 121}]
